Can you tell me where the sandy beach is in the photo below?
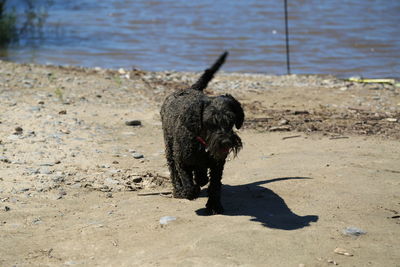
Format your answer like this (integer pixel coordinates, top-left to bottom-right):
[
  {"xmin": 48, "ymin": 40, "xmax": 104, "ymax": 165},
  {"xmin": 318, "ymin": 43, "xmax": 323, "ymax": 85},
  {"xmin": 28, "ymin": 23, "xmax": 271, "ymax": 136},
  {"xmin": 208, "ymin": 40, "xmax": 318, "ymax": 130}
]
[{"xmin": 1, "ymin": 60, "xmax": 399, "ymax": 266}]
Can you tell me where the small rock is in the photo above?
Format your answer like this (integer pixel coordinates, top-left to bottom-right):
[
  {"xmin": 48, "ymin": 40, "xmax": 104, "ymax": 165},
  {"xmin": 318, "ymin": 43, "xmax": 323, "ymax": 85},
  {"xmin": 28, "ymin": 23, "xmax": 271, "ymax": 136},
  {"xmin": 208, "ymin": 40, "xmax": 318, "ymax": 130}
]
[
  {"xmin": 29, "ymin": 106, "xmax": 41, "ymax": 112},
  {"xmin": 64, "ymin": 260, "xmax": 80, "ymax": 266},
  {"xmin": 52, "ymin": 175, "xmax": 65, "ymax": 183},
  {"xmin": 334, "ymin": 247, "xmax": 353, "ymax": 256},
  {"xmin": 32, "ymin": 217, "xmax": 42, "ymax": 224},
  {"xmin": 343, "ymin": 226, "xmax": 366, "ymax": 236},
  {"xmin": 0, "ymin": 156, "xmax": 10, "ymax": 163},
  {"xmin": 4, "ymin": 206, "xmax": 11, "ymax": 212},
  {"xmin": 26, "ymin": 168, "xmax": 40, "ymax": 175},
  {"xmin": 19, "ymin": 188, "xmax": 30, "ymax": 193},
  {"xmin": 108, "ymin": 169, "xmax": 121, "ymax": 174},
  {"xmin": 385, "ymin": 118, "xmax": 397, "ymax": 122},
  {"xmin": 71, "ymin": 183, "xmax": 82, "ymax": 189},
  {"xmin": 125, "ymin": 120, "xmax": 142, "ymax": 126},
  {"xmin": 106, "ymin": 192, "xmax": 113, "ymax": 198},
  {"xmin": 100, "ymin": 164, "xmax": 111, "ymax": 169},
  {"xmin": 278, "ymin": 119, "xmax": 289, "ymax": 126},
  {"xmin": 104, "ymin": 177, "xmax": 119, "ymax": 185},
  {"xmin": 159, "ymin": 216, "xmax": 177, "ymax": 225},
  {"xmin": 132, "ymin": 177, "xmax": 143, "ymax": 183},
  {"xmin": 14, "ymin": 127, "xmax": 23, "ymax": 134},
  {"xmin": 40, "ymin": 167, "xmax": 53, "ymax": 175},
  {"xmin": 7, "ymin": 134, "xmax": 20, "ymax": 140},
  {"xmin": 327, "ymin": 259, "xmax": 338, "ymax": 265},
  {"xmin": 294, "ymin": 110, "xmax": 310, "ymax": 115},
  {"xmin": 132, "ymin": 153, "xmax": 144, "ymax": 159},
  {"xmin": 39, "ymin": 162, "xmax": 55, "ymax": 167},
  {"xmin": 59, "ymin": 110, "xmax": 67, "ymax": 115},
  {"xmin": 55, "ymin": 189, "xmax": 67, "ymax": 200}
]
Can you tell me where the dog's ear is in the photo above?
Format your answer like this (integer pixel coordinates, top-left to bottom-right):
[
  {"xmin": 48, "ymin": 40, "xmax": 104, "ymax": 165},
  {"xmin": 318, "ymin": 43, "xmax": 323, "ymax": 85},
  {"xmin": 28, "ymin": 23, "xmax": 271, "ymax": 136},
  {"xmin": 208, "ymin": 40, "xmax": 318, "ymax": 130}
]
[
  {"xmin": 182, "ymin": 99, "xmax": 207, "ymax": 134},
  {"xmin": 225, "ymin": 94, "xmax": 244, "ymax": 129}
]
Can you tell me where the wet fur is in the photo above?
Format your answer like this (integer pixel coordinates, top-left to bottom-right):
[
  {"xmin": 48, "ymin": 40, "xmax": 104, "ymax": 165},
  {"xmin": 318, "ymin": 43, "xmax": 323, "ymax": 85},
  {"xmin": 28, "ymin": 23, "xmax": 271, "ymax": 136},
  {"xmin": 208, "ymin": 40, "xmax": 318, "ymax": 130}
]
[{"xmin": 160, "ymin": 52, "xmax": 244, "ymax": 214}]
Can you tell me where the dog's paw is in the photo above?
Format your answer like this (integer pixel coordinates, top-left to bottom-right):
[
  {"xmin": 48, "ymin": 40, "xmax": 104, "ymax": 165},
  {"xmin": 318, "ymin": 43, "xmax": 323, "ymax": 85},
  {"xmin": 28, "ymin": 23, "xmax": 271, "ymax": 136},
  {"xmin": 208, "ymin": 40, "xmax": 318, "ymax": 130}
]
[
  {"xmin": 206, "ymin": 200, "xmax": 224, "ymax": 215},
  {"xmin": 173, "ymin": 186, "xmax": 200, "ymax": 200}
]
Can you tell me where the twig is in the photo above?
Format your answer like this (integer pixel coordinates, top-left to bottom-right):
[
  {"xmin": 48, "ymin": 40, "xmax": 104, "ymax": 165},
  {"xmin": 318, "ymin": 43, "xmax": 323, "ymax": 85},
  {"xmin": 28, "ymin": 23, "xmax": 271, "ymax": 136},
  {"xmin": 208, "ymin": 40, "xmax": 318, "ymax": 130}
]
[
  {"xmin": 329, "ymin": 136, "xmax": 349, "ymax": 140},
  {"xmin": 282, "ymin": 135, "xmax": 301, "ymax": 140},
  {"xmin": 137, "ymin": 191, "xmax": 172, "ymax": 197}
]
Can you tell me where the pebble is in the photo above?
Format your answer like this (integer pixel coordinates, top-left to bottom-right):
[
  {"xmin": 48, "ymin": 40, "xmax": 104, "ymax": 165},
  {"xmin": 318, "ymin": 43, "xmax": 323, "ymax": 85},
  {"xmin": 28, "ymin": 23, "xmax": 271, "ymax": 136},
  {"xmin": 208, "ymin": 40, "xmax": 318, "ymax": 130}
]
[
  {"xmin": 52, "ymin": 174, "xmax": 65, "ymax": 183},
  {"xmin": 132, "ymin": 177, "xmax": 143, "ymax": 183},
  {"xmin": 18, "ymin": 188, "xmax": 30, "ymax": 193},
  {"xmin": 71, "ymin": 183, "xmax": 82, "ymax": 189},
  {"xmin": 159, "ymin": 216, "xmax": 177, "ymax": 225},
  {"xmin": 327, "ymin": 259, "xmax": 338, "ymax": 265},
  {"xmin": 334, "ymin": 247, "xmax": 353, "ymax": 256},
  {"xmin": 100, "ymin": 164, "xmax": 111, "ymax": 169},
  {"xmin": 26, "ymin": 168, "xmax": 40, "ymax": 175},
  {"xmin": 55, "ymin": 189, "xmax": 67, "ymax": 200},
  {"xmin": 7, "ymin": 134, "xmax": 21, "ymax": 140},
  {"xmin": 104, "ymin": 177, "xmax": 120, "ymax": 185},
  {"xmin": 32, "ymin": 217, "xmax": 42, "ymax": 224},
  {"xmin": 64, "ymin": 260, "xmax": 80, "ymax": 266},
  {"xmin": 40, "ymin": 167, "xmax": 53, "ymax": 175},
  {"xmin": 343, "ymin": 226, "xmax": 367, "ymax": 236},
  {"xmin": 29, "ymin": 106, "xmax": 41, "ymax": 112},
  {"xmin": 125, "ymin": 120, "xmax": 142, "ymax": 126},
  {"xmin": 0, "ymin": 156, "xmax": 10, "ymax": 163},
  {"xmin": 278, "ymin": 119, "xmax": 289, "ymax": 126},
  {"xmin": 132, "ymin": 153, "xmax": 144, "ymax": 159}
]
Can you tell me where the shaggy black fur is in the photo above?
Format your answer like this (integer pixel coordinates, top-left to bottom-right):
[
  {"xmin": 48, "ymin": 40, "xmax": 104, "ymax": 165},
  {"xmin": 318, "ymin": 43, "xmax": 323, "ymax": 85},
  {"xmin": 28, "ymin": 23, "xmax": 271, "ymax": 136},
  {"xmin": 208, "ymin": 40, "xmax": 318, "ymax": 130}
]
[{"xmin": 160, "ymin": 51, "xmax": 244, "ymax": 214}]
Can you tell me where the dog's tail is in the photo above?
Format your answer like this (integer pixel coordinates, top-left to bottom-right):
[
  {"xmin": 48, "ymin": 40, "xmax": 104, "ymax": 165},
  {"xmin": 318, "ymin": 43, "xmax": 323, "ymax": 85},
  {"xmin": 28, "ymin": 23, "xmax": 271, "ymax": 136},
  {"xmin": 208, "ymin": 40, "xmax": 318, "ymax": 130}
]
[{"xmin": 190, "ymin": 51, "xmax": 228, "ymax": 91}]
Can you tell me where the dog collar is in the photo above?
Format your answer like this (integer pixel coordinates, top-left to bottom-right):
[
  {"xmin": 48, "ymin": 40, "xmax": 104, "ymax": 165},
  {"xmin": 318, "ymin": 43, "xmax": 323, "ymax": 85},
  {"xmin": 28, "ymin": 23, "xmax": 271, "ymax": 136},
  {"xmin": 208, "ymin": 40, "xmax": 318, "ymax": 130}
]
[
  {"xmin": 196, "ymin": 136, "xmax": 231, "ymax": 154},
  {"xmin": 196, "ymin": 136, "xmax": 207, "ymax": 147}
]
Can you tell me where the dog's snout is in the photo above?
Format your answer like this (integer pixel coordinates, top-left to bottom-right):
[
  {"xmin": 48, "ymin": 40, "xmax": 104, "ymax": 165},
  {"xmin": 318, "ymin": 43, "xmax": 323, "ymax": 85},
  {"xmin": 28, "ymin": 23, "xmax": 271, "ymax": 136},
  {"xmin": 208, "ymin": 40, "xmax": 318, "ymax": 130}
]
[{"xmin": 221, "ymin": 139, "xmax": 232, "ymax": 148}]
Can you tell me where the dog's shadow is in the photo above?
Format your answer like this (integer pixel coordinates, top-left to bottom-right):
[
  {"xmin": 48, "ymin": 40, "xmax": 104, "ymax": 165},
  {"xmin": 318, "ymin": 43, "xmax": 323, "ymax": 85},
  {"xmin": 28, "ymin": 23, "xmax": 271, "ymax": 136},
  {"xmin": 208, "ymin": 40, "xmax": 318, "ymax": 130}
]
[{"xmin": 196, "ymin": 177, "xmax": 319, "ymax": 230}]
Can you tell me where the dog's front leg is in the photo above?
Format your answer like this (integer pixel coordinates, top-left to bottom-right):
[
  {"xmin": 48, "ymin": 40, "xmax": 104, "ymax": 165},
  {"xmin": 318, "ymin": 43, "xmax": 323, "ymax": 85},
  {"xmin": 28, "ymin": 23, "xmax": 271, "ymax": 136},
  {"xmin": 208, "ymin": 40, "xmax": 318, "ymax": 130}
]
[
  {"xmin": 174, "ymin": 164, "xmax": 200, "ymax": 200},
  {"xmin": 206, "ymin": 162, "xmax": 225, "ymax": 214}
]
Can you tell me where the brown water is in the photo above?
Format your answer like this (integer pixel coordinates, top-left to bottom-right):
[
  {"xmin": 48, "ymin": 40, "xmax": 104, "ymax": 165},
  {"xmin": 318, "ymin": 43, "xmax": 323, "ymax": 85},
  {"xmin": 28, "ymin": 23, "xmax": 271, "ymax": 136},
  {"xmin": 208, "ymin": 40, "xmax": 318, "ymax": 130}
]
[{"xmin": 1, "ymin": 0, "xmax": 399, "ymax": 78}]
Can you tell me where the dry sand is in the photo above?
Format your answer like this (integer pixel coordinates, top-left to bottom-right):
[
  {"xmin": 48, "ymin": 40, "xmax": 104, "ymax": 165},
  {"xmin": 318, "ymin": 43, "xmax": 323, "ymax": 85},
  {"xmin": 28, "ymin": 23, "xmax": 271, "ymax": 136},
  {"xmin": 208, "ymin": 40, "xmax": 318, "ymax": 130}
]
[{"xmin": 1, "ymin": 60, "xmax": 399, "ymax": 266}]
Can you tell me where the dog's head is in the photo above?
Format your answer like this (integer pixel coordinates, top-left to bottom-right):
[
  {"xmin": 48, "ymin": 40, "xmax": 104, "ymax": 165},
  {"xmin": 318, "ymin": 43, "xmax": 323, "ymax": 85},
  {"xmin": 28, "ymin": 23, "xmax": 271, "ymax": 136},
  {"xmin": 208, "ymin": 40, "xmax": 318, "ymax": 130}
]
[{"xmin": 200, "ymin": 94, "xmax": 244, "ymax": 160}]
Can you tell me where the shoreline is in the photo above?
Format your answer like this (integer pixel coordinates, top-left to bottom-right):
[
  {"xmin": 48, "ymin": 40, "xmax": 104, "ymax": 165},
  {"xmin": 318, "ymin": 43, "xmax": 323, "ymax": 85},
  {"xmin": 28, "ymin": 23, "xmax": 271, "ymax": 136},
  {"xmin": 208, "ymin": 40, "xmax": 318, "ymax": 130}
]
[{"xmin": 1, "ymin": 60, "xmax": 400, "ymax": 266}]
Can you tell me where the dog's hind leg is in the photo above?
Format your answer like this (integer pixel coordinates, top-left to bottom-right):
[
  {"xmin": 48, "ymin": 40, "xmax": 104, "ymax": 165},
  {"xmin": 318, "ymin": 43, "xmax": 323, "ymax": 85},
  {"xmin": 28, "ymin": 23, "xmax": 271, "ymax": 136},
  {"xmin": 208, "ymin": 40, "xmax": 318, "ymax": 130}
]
[
  {"xmin": 206, "ymin": 163, "xmax": 225, "ymax": 214},
  {"xmin": 174, "ymin": 164, "xmax": 200, "ymax": 200},
  {"xmin": 164, "ymin": 137, "xmax": 183, "ymax": 195}
]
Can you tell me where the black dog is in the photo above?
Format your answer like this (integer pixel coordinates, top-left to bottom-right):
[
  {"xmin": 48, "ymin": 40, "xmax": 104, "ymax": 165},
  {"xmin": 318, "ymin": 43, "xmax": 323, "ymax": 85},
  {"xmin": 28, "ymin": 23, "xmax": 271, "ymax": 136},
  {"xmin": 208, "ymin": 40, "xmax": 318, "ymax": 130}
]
[{"xmin": 160, "ymin": 52, "xmax": 244, "ymax": 214}]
